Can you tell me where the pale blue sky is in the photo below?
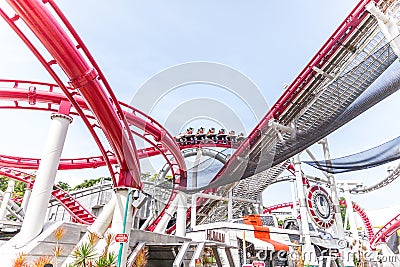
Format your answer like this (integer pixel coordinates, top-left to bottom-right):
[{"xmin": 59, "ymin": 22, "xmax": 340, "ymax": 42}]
[{"xmin": 0, "ymin": 0, "xmax": 399, "ymax": 214}]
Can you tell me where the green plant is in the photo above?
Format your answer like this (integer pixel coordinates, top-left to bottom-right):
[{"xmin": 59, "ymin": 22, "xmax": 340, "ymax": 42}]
[
  {"xmin": 72, "ymin": 242, "xmax": 97, "ymax": 267},
  {"xmin": 95, "ymin": 253, "xmax": 117, "ymax": 267},
  {"xmin": 95, "ymin": 233, "xmax": 116, "ymax": 267}
]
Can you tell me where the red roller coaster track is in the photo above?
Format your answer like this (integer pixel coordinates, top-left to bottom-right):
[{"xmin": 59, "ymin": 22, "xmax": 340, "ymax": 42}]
[
  {"xmin": 262, "ymin": 200, "xmax": 379, "ymax": 248},
  {"xmin": 205, "ymin": 0, "xmax": 380, "ymax": 188},
  {"xmin": 370, "ymin": 213, "xmax": 400, "ymax": 249},
  {"xmin": 0, "ymin": 0, "xmax": 399, "ymax": 251},
  {"xmin": 0, "ymin": 80, "xmax": 188, "ymax": 186},
  {"xmin": 1, "ymin": 0, "xmax": 141, "ymax": 187},
  {"xmin": 0, "ymin": 167, "xmax": 96, "ymax": 224}
]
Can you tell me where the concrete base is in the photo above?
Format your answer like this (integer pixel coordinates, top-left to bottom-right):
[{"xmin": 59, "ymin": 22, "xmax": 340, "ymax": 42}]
[{"xmin": 0, "ymin": 221, "xmax": 87, "ymax": 266}]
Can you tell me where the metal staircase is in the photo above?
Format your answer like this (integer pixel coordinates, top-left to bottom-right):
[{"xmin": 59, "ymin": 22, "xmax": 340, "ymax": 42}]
[{"xmin": 0, "ymin": 167, "xmax": 96, "ymax": 224}]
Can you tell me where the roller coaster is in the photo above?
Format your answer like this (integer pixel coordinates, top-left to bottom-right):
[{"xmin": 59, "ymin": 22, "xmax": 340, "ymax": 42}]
[{"xmin": 1, "ymin": 0, "xmax": 400, "ymax": 266}]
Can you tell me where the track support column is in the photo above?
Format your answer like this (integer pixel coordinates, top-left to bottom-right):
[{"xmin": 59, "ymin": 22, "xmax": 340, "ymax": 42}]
[
  {"xmin": 320, "ymin": 138, "xmax": 354, "ymax": 267},
  {"xmin": 319, "ymin": 139, "xmax": 345, "ymax": 238},
  {"xmin": 154, "ymin": 196, "xmax": 179, "ymax": 233},
  {"xmin": 21, "ymin": 183, "xmax": 33, "ymax": 214},
  {"xmin": 290, "ymin": 178, "xmax": 298, "ymax": 218},
  {"xmin": 293, "ymin": 154, "xmax": 318, "ymax": 267},
  {"xmin": 111, "ymin": 185, "xmax": 138, "ymax": 267},
  {"xmin": 343, "ymin": 184, "xmax": 358, "ymax": 241},
  {"xmin": 176, "ymin": 191, "xmax": 188, "ymax": 237},
  {"xmin": 191, "ymin": 193, "xmax": 197, "ymax": 228},
  {"xmin": 0, "ymin": 180, "xmax": 15, "ymax": 220},
  {"xmin": 228, "ymin": 189, "xmax": 233, "ymax": 221},
  {"xmin": 17, "ymin": 102, "xmax": 72, "ymax": 247}
]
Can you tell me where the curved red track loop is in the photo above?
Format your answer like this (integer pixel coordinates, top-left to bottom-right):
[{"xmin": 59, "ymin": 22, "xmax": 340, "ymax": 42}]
[
  {"xmin": 120, "ymin": 102, "xmax": 187, "ymax": 185},
  {"xmin": 351, "ymin": 201, "xmax": 375, "ymax": 243},
  {"xmin": 44, "ymin": 0, "xmax": 140, "ymax": 176},
  {"xmin": 0, "ymin": 131, "xmax": 176, "ymax": 225},
  {"xmin": 337, "ymin": 200, "xmax": 374, "ymax": 243},
  {"xmin": 0, "ymin": 83, "xmax": 187, "ymax": 185},
  {"xmin": 0, "ymin": 7, "xmax": 118, "ymax": 185},
  {"xmin": 0, "ymin": 1, "xmax": 140, "ymax": 187},
  {"xmin": 370, "ymin": 213, "xmax": 400, "ymax": 250},
  {"xmin": 0, "ymin": 167, "xmax": 95, "ymax": 224},
  {"xmin": 263, "ymin": 200, "xmax": 375, "ymax": 243},
  {"xmin": 0, "ymin": 141, "xmax": 234, "ymax": 170}
]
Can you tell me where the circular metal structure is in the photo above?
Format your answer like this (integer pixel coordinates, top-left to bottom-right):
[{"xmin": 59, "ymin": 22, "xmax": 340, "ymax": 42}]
[{"xmin": 307, "ymin": 185, "xmax": 335, "ymax": 229}]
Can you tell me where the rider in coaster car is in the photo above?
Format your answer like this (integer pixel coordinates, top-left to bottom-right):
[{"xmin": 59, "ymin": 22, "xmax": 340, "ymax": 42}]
[
  {"xmin": 228, "ymin": 130, "xmax": 236, "ymax": 143},
  {"xmin": 184, "ymin": 127, "xmax": 195, "ymax": 144},
  {"xmin": 236, "ymin": 132, "xmax": 245, "ymax": 142},
  {"xmin": 196, "ymin": 127, "xmax": 206, "ymax": 143},
  {"xmin": 206, "ymin": 127, "xmax": 216, "ymax": 142},
  {"xmin": 217, "ymin": 128, "xmax": 227, "ymax": 143},
  {"xmin": 186, "ymin": 127, "xmax": 194, "ymax": 135}
]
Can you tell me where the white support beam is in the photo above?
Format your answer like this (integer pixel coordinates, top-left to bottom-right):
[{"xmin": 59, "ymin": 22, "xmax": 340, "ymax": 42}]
[
  {"xmin": 293, "ymin": 154, "xmax": 318, "ymax": 267},
  {"xmin": 126, "ymin": 242, "xmax": 146, "ymax": 267},
  {"xmin": 110, "ymin": 188, "xmax": 135, "ymax": 267},
  {"xmin": 154, "ymin": 196, "xmax": 179, "ymax": 233},
  {"xmin": 319, "ymin": 138, "xmax": 345, "ymax": 238},
  {"xmin": 20, "ymin": 184, "xmax": 32, "ymax": 214},
  {"xmin": 228, "ymin": 189, "xmax": 233, "ymax": 221},
  {"xmin": 343, "ymin": 184, "xmax": 359, "ymax": 240},
  {"xmin": 290, "ymin": 178, "xmax": 298, "ymax": 219},
  {"xmin": 0, "ymin": 180, "xmax": 15, "ymax": 220},
  {"xmin": 176, "ymin": 191, "xmax": 188, "ymax": 237},
  {"xmin": 173, "ymin": 242, "xmax": 191, "ymax": 267},
  {"xmin": 319, "ymin": 138, "xmax": 355, "ymax": 267},
  {"xmin": 189, "ymin": 242, "xmax": 205, "ymax": 267},
  {"xmin": 17, "ymin": 112, "xmax": 72, "ymax": 247},
  {"xmin": 191, "ymin": 194, "xmax": 197, "ymax": 229}
]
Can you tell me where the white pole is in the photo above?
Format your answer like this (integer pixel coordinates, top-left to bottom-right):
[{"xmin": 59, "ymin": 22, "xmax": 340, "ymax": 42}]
[
  {"xmin": 21, "ymin": 184, "xmax": 32, "ymax": 214},
  {"xmin": 110, "ymin": 188, "xmax": 133, "ymax": 267},
  {"xmin": 191, "ymin": 194, "xmax": 197, "ymax": 229},
  {"xmin": 0, "ymin": 180, "xmax": 15, "ymax": 220},
  {"xmin": 293, "ymin": 154, "xmax": 318, "ymax": 266},
  {"xmin": 192, "ymin": 149, "xmax": 202, "ymax": 188},
  {"xmin": 320, "ymin": 138, "xmax": 355, "ymax": 267},
  {"xmin": 176, "ymin": 191, "xmax": 187, "ymax": 237},
  {"xmin": 293, "ymin": 155, "xmax": 311, "ymax": 246},
  {"xmin": 17, "ymin": 113, "xmax": 72, "ymax": 247},
  {"xmin": 89, "ymin": 193, "xmax": 117, "ymax": 237},
  {"xmin": 320, "ymin": 138, "xmax": 345, "ymax": 238},
  {"xmin": 290, "ymin": 178, "xmax": 298, "ymax": 218},
  {"xmin": 228, "ymin": 189, "xmax": 233, "ymax": 221},
  {"xmin": 154, "ymin": 196, "xmax": 179, "ymax": 233},
  {"xmin": 343, "ymin": 184, "xmax": 358, "ymax": 240}
]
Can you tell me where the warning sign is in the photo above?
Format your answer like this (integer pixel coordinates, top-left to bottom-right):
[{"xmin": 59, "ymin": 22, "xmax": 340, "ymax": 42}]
[{"xmin": 115, "ymin": 233, "xmax": 129, "ymax": 243}]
